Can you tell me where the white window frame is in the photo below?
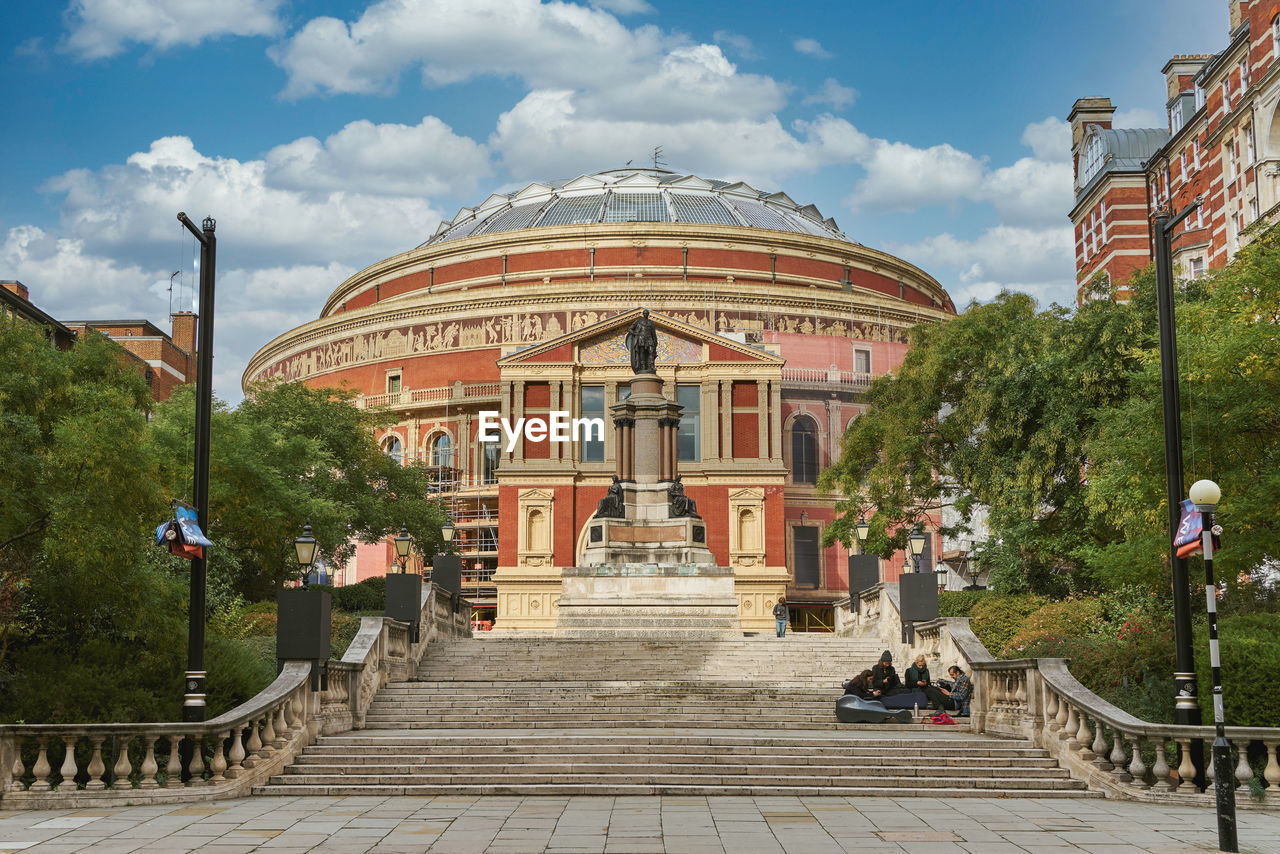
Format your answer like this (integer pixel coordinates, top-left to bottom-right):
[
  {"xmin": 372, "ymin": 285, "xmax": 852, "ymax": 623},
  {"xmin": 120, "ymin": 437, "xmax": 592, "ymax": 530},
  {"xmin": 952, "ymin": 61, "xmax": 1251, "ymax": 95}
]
[
  {"xmin": 1195, "ymin": 84, "xmax": 1206, "ymax": 111},
  {"xmin": 1273, "ymin": 15, "xmax": 1280, "ymax": 59},
  {"xmin": 1171, "ymin": 99, "xmax": 1185, "ymax": 133},
  {"xmin": 1099, "ymin": 202, "xmax": 1108, "ymax": 244},
  {"xmin": 1222, "ymin": 78, "xmax": 1231, "ymax": 112}
]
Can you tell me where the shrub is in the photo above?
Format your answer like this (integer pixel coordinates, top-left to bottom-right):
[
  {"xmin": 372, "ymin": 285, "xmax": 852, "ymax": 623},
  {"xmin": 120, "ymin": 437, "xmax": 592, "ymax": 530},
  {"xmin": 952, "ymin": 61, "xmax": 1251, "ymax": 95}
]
[
  {"xmin": 1195, "ymin": 612, "xmax": 1280, "ymax": 728},
  {"xmin": 204, "ymin": 635, "xmax": 277, "ymax": 717},
  {"xmin": 938, "ymin": 590, "xmax": 987, "ymax": 618},
  {"xmin": 1003, "ymin": 598, "xmax": 1105, "ymax": 657},
  {"xmin": 966, "ymin": 594, "xmax": 1046, "ymax": 656},
  {"xmin": 331, "ymin": 576, "xmax": 386, "ymax": 613}
]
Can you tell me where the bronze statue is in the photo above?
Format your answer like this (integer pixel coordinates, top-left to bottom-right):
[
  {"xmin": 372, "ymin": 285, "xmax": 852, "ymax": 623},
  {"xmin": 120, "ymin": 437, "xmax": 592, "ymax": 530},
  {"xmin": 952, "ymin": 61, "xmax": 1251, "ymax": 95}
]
[
  {"xmin": 624, "ymin": 309, "xmax": 658, "ymax": 375},
  {"xmin": 596, "ymin": 475, "xmax": 626, "ymax": 519},
  {"xmin": 667, "ymin": 475, "xmax": 700, "ymax": 519}
]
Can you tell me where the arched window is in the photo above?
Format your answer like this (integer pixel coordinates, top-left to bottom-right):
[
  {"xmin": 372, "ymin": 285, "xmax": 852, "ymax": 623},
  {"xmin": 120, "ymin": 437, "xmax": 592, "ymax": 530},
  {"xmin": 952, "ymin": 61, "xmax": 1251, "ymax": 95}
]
[
  {"xmin": 430, "ymin": 433, "xmax": 453, "ymax": 467},
  {"xmin": 791, "ymin": 417, "xmax": 819, "ymax": 484},
  {"xmin": 1079, "ymin": 131, "xmax": 1106, "ymax": 186},
  {"xmin": 382, "ymin": 435, "xmax": 403, "ymax": 466}
]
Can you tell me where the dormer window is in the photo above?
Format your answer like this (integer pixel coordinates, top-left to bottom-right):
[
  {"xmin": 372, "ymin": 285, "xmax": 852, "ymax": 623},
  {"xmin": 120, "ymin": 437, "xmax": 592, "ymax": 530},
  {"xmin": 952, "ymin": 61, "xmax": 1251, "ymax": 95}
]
[
  {"xmin": 1080, "ymin": 131, "xmax": 1106, "ymax": 185},
  {"xmin": 1171, "ymin": 99, "xmax": 1184, "ymax": 133},
  {"xmin": 1195, "ymin": 84, "xmax": 1206, "ymax": 110}
]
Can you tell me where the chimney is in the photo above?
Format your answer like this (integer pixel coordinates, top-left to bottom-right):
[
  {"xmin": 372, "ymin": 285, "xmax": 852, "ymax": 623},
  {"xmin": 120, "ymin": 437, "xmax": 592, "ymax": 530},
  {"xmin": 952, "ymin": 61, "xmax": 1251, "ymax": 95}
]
[
  {"xmin": 2, "ymin": 280, "xmax": 30, "ymax": 301},
  {"xmin": 171, "ymin": 311, "xmax": 197, "ymax": 356}
]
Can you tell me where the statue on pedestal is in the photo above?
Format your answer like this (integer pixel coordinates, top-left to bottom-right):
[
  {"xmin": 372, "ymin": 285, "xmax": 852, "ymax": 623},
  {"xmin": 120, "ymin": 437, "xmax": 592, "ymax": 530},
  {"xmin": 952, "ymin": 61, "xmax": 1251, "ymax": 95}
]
[
  {"xmin": 596, "ymin": 475, "xmax": 626, "ymax": 519},
  {"xmin": 668, "ymin": 475, "xmax": 700, "ymax": 519},
  {"xmin": 624, "ymin": 309, "xmax": 658, "ymax": 375}
]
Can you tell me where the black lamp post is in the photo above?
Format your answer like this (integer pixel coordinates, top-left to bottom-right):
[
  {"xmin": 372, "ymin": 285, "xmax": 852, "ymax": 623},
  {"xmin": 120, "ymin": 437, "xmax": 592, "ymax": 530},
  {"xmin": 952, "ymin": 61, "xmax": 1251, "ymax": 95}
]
[
  {"xmin": 934, "ymin": 562, "xmax": 948, "ymax": 593},
  {"xmin": 294, "ymin": 521, "xmax": 317, "ymax": 585},
  {"xmin": 909, "ymin": 525, "xmax": 926, "ymax": 574},
  {"xmin": 854, "ymin": 516, "xmax": 870, "ymax": 554},
  {"xmin": 441, "ymin": 516, "xmax": 455, "ymax": 549},
  {"xmin": 177, "ymin": 211, "xmax": 215, "ymax": 724},
  {"xmin": 1189, "ymin": 478, "xmax": 1237, "ymax": 852},
  {"xmin": 393, "ymin": 524, "xmax": 412, "ymax": 573},
  {"xmin": 1152, "ymin": 199, "xmax": 1205, "ymax": 758}
]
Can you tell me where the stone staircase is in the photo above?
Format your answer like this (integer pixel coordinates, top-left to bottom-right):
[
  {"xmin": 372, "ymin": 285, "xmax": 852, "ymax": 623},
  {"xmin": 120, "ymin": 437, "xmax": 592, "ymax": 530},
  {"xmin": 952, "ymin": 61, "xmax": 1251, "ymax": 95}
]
[{"xmin": 257, "ymin": 636, "xmax": 1095, "ymax": 797}]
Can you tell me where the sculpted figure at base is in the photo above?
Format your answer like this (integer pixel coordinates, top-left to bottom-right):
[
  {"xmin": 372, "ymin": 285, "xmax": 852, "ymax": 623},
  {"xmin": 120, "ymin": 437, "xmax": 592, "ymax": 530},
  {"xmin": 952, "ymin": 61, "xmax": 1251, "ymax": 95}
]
[
  {"xmin": 668, "ymin": 475, "xmax": 700, "ymax": 519},
  {"xmin": 624, "ymin": 309, "xmax": 658, "ymax": 375},
  {"xmin": 596, "ymin": 475, "xmax": 626, "ymax": 519}
]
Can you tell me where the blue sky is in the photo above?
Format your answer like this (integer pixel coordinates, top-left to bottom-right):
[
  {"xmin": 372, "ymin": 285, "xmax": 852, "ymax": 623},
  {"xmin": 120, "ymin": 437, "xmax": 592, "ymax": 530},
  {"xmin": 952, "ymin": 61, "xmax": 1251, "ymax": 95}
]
[{"xmin": 0, "ymin": 0, "xmax": 1226, "ymax": 403}]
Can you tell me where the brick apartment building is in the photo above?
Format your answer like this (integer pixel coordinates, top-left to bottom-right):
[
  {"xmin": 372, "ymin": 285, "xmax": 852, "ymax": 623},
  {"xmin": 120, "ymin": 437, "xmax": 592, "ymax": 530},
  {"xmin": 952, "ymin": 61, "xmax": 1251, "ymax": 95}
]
[
  {"xmin": 1072, "ymin": 0, "xmax": 1280, "ymax": 301},
  {"xmin": 1, "ymin": 280, "xmax": 196, "ymax": 402}
]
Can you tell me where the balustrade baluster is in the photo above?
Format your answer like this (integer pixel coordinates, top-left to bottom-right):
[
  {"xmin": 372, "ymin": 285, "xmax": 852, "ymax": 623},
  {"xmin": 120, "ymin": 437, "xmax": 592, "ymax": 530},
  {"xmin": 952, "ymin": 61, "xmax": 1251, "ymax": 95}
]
[
  {"xmin": 1176, "ymin": 739, "xmax": 1197, "ymax": 793},
  {"xmin": 163, "ymin": 734, "xmax": 182, "ymax": 788},
  {"xmin": 188, "ymin": 734, "xmax": 205, "ymax": 785},
  {"xmin": 226, "ymin": 728, "xmax": 246, "ymax": 778},
  {"xmin": 110, "ymin": 736, "xmax": 132, "ymax": 790},
  {"xmin": 85, "ymin": 736, "xmax": 106, "ymax": 790},
  {"xmin": 1264, "ymin": 741, "xmax": 1280, "ymax": 799},
  {"xmin": 1206, "ymin": 749, "xmax": 1216, "ymax": 787},
  {"xmin": 58, "ymin": 736, "xmax": 78, "ymax": 790},
  {"xmin": 274, "ymin": 704, "xmax": 289, "ymax": 748},
  {"xmin": 287, "ymin": 695, "xmax": 304, "ymax": 734},
  {"xmin": 244, "ymin": 718, "xmax": 263, "ymax": 767},
  {"xmin": 1045, "ymin": 690, "xmax": 1060, "ymax": 732},
  {"xmin": 1128, "ymin": 735, "xmax": 1148, "ymax": 788},
  {"xmin": 1151, "ymin": 736, "xmax": 1174, "ymax": 791},
  {"xmin": 138, "ymin": 737, "xmax": 160, "ymax": 789},
  {"xmin": 258, "ymin": 715, "xmax": 275, "ymax": 758},
  {"xmin": 1055, "ymin": 693, "xmax": 1069, "ymax": 733},
  {"xmin": 209, "ymin": 732, "xmax": 228, "ymax": 783},
  {"xmin": 1062, "ymin": 703, "xmax": 1079, "ymax": 747},
  {"xmin": 1109, "ymin": 727, "xmax": 1132, "ymax": 782},
  {"xmin": 7, "ymin": 741, "xmax": 24, "ymax": 792},
  {"xmin": 1234, "ymin": 739, "xmax": 1253, "ymax": 791},
  {"xmin": 1015, "ymin": 673, "xmax": 1028, "ymax": 706},
  {"xmin": 1075, "ymin": 712, "xmax": 1094, "ymax": 760},
  {"xmin": 1091, "ymin": 720, "xmax": 1111, "ymax": 770},
  {"xmin": 29, "ymin": 738, "xmax": 52, "ymax": 792}
]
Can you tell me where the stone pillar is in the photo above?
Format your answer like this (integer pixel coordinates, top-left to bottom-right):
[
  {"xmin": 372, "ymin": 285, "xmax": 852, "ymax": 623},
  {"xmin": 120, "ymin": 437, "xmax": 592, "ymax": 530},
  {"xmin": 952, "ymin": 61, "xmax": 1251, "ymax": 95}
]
[
  {"xmin": 659, "ymin": 420, "xmax": 670, "ymax": 481},
  {"xmin": 720, "ymin": 380, "xmax": 733, "ymax": 461},
  {"xmin": 757, "ymin": 381, "xmax": 769, "ymax": 460},
  {"xmin": 622, "ymin": 419, "xmax": 634, "ymax": 481},
  {"xmin": 512, "ymin": 381, "xmax": 525, "ymax": 461}
]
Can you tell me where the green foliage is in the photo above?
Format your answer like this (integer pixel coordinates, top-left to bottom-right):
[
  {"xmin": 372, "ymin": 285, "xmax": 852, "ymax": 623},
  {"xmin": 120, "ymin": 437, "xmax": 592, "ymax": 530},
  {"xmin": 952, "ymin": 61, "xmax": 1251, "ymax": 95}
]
[
  {"xmin": 965, "ymin": 594, "xmax": 1046, "ymax": 656},
  {"xmin": 1004, "ymin": 598, "xmax": 1105, "ymax": 653},
  {"xmin": 204, "ymin": 635, "xmax": 278, "ymax": 718},
  {"xmin": 937, "ymin": 590, "xmax": 987, "ymax": 618},
  {"xmin": 329, "ymin": 576, "xmax": 386, "ymax": 613},
  {"xmin": 1194, "ymin": 612, "xmax": 1280, "ymax": 728}
]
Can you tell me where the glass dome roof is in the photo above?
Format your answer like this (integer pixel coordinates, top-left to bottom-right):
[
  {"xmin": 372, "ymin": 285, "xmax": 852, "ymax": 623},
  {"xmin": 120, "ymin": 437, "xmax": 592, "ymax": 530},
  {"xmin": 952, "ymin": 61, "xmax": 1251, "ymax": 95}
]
[{"xmin": 421, "ymin": 167, "xmax": 850, "ymax": 247}]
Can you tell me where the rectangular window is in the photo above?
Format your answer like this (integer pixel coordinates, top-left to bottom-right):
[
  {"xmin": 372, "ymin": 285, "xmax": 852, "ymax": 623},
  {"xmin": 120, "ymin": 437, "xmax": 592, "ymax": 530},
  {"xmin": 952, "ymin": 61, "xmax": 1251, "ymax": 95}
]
[
  {"xmin": 1190, "ymin": 257, "xmax": 1205, "ymax": 279},
  {"xmin": 1251, "ymin": 196, "xmax": 1260, "ymax": 222},
  {"xmin": 1171, "ymin": 100, "xmax": 1184, "ymax": 133},
  {"xmin": 481, "ymin": 441, "xmax": 500, "ymax": 484},
  {"xmin": 793, "ymin": 526, "xmax": 820, "ymax": 588},
  {"xmin": 1194, "ymin": 137, "xmax": 1201, "ymax": 169},
  {"xmin": 1179, "ymin": 148, "xmax": 1187, "ymax": 180},
  {"xmin": 1099, "ymin": 202, "xmax": 1108, "ymax": 244},
  {"xmin": 1196, "ymin": 84, "xmax": 1206, "ymax": 111},
  {"xmin": 581, "ymin": 385, "xmax": 604, "ymax": 462},
  {"xmin": 1225, "ymin": 143, "xmax": 1235, "ymax": 182},
  {"xmin": 1222, "ymin": 78, "xmax": 1230, "ymax": 112},
  {"xmin": 854, "ymin": 349, "xmax": 871, "ymax": 374},
  {"xmin": 676, "ymin": 384, "xmax": 700, "ymax": 462},
  {"xmin": 386, "ymin": 373, "xmax": 401, "ymax": 394},
  {"xmin": 1247, "ymin": 124, "xmax": 1257, "ymax": 164}
]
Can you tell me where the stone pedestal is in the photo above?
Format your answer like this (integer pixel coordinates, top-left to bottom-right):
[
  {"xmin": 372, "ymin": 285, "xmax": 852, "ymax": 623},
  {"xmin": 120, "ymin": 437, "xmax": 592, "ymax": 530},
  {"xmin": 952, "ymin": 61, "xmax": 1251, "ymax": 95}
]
[{"xmin": 554, "ymin": 564, "xmax": 741, "ymax": 638}]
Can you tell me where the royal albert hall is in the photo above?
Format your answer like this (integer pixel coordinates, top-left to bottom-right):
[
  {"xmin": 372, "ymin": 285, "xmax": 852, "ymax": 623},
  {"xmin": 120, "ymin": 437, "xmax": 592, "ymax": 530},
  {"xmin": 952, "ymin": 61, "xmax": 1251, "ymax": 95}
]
[{"xmin": 244, "ymin": 166, "xmax": 956, "ymax": 633}]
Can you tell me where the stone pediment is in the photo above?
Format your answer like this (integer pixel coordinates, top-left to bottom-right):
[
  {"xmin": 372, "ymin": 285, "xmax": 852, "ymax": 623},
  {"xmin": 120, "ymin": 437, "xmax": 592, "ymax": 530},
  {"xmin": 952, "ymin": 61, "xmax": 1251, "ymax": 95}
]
[{"xmin": 497, "ymin": 308, "xmax": 783, "ymax": 368}]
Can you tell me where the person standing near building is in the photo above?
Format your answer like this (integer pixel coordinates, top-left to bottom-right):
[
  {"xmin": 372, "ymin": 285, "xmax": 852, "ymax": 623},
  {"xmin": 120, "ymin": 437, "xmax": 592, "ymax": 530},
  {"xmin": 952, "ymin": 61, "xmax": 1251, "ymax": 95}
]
[{"xmin": 773, "ymin": 596, "xmax": 789, "ymax": 638}]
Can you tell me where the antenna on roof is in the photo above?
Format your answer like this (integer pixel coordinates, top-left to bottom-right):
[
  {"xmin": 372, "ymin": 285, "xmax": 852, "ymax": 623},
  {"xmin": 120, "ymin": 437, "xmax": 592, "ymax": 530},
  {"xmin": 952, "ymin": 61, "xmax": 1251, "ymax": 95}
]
[
  {"xmin": 651, "ymin": 146, "xmax": 665, "ymax": 170},
  {"xmin": 168, "ymin": 271, "xmax": 181, "ymax": 315}
]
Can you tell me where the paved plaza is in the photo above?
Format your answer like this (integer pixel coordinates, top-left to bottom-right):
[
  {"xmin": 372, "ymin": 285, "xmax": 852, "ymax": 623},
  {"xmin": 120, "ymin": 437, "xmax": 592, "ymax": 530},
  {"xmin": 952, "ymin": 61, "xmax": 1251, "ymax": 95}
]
[{"xmin": 0, "ymin": 795, "xmax": 1278, "ymax": 854}]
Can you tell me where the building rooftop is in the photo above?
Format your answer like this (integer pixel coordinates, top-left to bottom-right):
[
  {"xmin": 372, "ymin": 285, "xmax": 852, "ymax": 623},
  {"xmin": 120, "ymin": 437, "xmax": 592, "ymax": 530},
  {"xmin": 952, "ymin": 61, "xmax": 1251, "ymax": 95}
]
[{"xmin": 423, "ymin": 167, "xmax": 851, "ymax": 246}]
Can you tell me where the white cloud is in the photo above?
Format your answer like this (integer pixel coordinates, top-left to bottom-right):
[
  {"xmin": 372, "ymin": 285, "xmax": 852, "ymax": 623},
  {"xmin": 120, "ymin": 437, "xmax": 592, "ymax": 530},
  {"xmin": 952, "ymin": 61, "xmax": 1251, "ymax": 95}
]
[
  {"xmin": 979, "ymin": 157, "xmax": 1074, "ymax": 227},
  {"xmin": 889, "ymin": 225, "xmax": 1076, "ymax": 308},
  {"xmin": 803, "ymin": 78, "xmax": 857, "ymax": 110},
  {"xmin": 491, "ymin": 93, "xmax": 865, "ymax": 186},
  {"xmin": 793, "ymin": 37, "xmax": 832, "ymax": 59},
  {"xmin": 62, "ymin": 0, "xmax": 283, "ymax": 60},
  {"xmin": 269, "ymin": 0, "xmax": 666, "ymax": 99},
  {"xmin": 43, "ymin": 135, "xmax": 446, "ymax": 268},
  {"xmin": 1020, "ymin": 116, "xmax": 1070, "ymax": 163},
  {"xmin": 589, "ymin": 0, "xmax": 654, "ymax": 14},
  {"xmin": 1114, "ymin": 107, "xmax": 1162, "ymax": 129},
  {"xmin": 264, "ymin": 116, "xmax": 491, "ymax": 197},
  {"xmin": 845, "ymin": 141, "xmax": 987, "ymax": 212},
  {"xmin": 713, "ymin": 30, "xmax": 757, "ymax": 60}
]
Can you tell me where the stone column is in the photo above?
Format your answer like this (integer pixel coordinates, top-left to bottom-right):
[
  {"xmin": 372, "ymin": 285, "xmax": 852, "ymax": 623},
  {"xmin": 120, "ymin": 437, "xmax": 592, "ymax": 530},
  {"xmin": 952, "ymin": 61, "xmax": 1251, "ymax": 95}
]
[
  {"xmin": 667, "ymin": 417, "xmax": 679, "ymax": 480},
  {"xmin": 757, "ymin": 381, "xmax": 769, "ymax": 460},
  {"xmin": 720, "ymin": 380, "xmax": 733, "ymax": 461},
  {"xmin": 622, "ymin": 419, "xmax": 634, "ymax": 481},
  {"xmin": 512, "ymin": 381, "xmax": 525, "ymax": 461}
]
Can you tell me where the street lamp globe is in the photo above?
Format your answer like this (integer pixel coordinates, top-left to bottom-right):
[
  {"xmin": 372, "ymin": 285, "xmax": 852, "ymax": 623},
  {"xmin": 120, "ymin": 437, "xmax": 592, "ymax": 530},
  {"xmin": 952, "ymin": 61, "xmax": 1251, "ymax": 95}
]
[
  {"xmin": 294, "ymin": 521, "xmax": 317, "ymax": 569},
  {"xmin": 441, "ymin": 516, "xmax": 455, "ymax": 545},
  {"xmin": 1189, "ymin": 479, "xmax": 1221, "ymax": 510},
  {"xmin": 909, "ymin": 525, "xmax": 926, "ymax": 557},
  {"xmin": 393, "ymin": 524, "xmax": 412, "ymax": 572},
  {"xmin": 854, "ymin": 515, "xmax": 870, "ymax": 553}
]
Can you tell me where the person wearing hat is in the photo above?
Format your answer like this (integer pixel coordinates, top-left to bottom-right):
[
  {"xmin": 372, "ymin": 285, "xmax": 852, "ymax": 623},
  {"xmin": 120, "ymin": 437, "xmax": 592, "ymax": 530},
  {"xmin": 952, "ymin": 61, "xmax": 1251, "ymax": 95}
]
[
  {"xmin": 870, "ymin": 650, "xmax": 908, "ymax": 696},
  {"xmin": 772, "ymin": 596, "xmax": 789, "ymax": 638}
]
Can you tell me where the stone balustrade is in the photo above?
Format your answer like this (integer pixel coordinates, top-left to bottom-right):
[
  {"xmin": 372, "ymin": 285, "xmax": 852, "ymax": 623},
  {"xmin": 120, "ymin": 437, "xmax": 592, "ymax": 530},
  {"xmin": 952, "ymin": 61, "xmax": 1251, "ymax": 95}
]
[
  {"xmin": 836, "ymin": 582, "xmax": 1280, "ymax": 807},
  {"xmin": 0, "ymin": 583, "xmax": 469, "ymax": 808}
]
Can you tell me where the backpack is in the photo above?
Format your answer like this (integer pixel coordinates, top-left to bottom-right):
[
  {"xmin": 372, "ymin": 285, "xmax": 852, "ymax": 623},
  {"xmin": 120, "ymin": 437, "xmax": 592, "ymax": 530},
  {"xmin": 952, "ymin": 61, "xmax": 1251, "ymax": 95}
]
[{"xmin": 922, "ymin": 711, "xmax": 956, "ymax": 725}]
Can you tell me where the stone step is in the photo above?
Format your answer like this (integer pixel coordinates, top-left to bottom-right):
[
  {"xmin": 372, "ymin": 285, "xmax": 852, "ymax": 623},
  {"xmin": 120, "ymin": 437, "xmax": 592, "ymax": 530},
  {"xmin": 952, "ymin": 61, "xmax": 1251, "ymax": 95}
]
[
  {"xmin": 268, "ymin": 772, "xmax": 1082, "ymax": 789},
  {"xmin": 253, "ymin": 782, "xmax": 1101, "ymax": 798},
  {"xmin": 289, "ymin": 757, "xmax": 1065, "ymax": 773}
]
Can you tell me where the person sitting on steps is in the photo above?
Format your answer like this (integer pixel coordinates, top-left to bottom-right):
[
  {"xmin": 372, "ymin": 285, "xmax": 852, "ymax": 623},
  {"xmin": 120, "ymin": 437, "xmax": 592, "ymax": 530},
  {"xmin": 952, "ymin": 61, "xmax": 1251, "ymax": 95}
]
[
  {"xmin": 870, "ymin": 651, "xmax": 908, "ymax": 696},
  {"xmin": 940, "ymin": 665, "xmax": 972, "ymax": 716},
  {"xmin": 905, "ymin": 654, "xmax": 949, "ymax": 710},
  {"xmin": 842, "ymin": 669, "xmax": 877, "ymax": 699}
]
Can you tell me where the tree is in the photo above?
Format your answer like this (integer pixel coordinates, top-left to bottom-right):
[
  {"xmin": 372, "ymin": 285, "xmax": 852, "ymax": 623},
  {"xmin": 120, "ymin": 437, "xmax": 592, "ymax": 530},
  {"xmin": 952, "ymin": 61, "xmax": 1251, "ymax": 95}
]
[
  {"xmin": 819, "ymin": 287, "xmax": 1144, "ymax": 594},
  {"xmin": 148, "ymin": 381, "xmax": 447, "ymax": 600}
]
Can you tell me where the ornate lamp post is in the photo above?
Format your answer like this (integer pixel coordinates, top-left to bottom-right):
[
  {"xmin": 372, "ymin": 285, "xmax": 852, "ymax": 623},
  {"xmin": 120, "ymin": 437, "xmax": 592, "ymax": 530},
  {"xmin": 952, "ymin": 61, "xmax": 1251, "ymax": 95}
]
[
  {"xmin": 934, "ymin": 562, "xmax": 948, "ymax": 593},
  {"xmin": 854, "ymin": 516, "xmax": 870, "ymax": 553},
  {"xmin": 294, "ymin": 521, "xmax": 317, "ymax": 585},
  {"xmin": 1188, "ymin": 479, "xmax": 1236, "ymax": 852},
  {"xmin": 441, "ymin": 516, "xmax": 455, "ymax": 549},
  {"xmin": 393, "ymin": 524, "xmax": 412, "ymax": 573},
  {"xmin": 909, "ymin": 525, "xmax": 926, "ymax": 574}
]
